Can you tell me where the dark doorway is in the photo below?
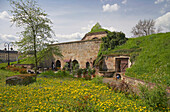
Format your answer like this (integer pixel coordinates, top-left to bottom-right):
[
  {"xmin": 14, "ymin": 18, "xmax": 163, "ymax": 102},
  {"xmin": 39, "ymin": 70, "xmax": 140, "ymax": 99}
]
[
  {"xmin": 72, "ymin": 60, "xmax": 79, "ymax": 69},
  {"xmin": 92, "ymin": 60, "xmax": 96, "ymax": 68},
  {"xmin": 116, "ymin": 58, "xmax": 128, "ymax": 72},
  {"xmin": 56, "ymin": 60, "xmax": 61, "ymax": 70},
  {"xmin": 86, "ymin": 62, "xmax": 90, "ymax": 68}
]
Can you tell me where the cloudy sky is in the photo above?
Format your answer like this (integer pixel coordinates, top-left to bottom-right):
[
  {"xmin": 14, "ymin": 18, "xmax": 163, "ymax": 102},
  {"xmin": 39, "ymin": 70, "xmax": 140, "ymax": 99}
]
[{"xmin": 0, "ymin": 0, "xmax": 170, "ymax": 50}]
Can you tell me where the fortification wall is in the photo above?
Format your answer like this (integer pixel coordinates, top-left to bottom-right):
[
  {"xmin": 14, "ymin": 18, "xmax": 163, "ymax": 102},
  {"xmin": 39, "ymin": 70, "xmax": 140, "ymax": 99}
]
[{"xmin": 53, "ymin": 40, "xmax": 101, "ymax": 68}]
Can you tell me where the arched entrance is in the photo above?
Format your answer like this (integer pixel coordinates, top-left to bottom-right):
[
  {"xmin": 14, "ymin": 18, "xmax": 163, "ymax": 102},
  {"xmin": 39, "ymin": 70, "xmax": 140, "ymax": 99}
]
[
  {"xmin": 56, "ymin": 60, "xmax": 61, "ymax": 70},
  {"xmin": 92, "ymin": 60, "xmax": 96, "ymax": 68},
  {"xmin": 72, "ymin": 60, "xmax": 79, "ymax": 69},
  {"xmin": 86, "ymin": 62, "xmax": 90, "ymax": 68}
]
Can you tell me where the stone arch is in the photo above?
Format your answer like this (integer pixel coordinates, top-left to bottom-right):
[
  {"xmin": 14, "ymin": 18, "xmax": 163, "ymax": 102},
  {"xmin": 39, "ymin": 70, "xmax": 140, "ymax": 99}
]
[
  {"xmin": 86, "ymin": 62, "xmax": 90, "ymax": 68},
  {"xmin": 56, "ymin": 60, "xmax": 61, "ymax": 70},
  {"xmin": 72, "ymin": 60, "xmax": 79, "ymax": 69}
]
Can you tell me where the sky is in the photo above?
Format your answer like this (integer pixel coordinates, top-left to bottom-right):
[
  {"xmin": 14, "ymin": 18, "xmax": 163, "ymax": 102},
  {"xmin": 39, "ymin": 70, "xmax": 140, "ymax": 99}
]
[{"xmin": 0, "ymin": 0, "xmax": 170, "ymax": 50}]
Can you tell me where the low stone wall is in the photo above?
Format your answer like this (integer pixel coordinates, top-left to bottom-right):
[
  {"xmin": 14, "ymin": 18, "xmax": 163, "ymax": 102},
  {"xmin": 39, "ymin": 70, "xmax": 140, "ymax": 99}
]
[{"xmin": 121, "ymin": 75, "xmax": 170, "ymax": 105}]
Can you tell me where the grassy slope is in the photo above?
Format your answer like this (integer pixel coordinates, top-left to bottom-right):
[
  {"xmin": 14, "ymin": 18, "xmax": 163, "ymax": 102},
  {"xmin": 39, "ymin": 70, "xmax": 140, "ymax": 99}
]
[{"xmin": 106, "ymin": 32, "xmax": 170, "ymax": 86}]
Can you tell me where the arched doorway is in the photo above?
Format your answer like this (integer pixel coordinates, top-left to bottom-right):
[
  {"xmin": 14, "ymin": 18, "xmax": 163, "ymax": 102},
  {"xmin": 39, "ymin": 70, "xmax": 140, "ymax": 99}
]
[
  {"xmin": 72, "ymin": 60, "xmax": 79, "ymax": 69},
  {"xmin": 92, "ymin": 60, "xmax": 96, "ymax": 68},
  {"xmin": 86, "ymin": 62, "xmax": 90, "ymax": 68},
  {"xmin": 56, "ymin": 60, "xmax": 61, "ymax": 70}
]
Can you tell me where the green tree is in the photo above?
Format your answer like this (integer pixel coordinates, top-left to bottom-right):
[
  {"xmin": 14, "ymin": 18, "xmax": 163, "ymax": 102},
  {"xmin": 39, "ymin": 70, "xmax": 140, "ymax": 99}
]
[
  {"xmin": 10, "ymin": 0, "xmax": 61, "ymax": 77},
  {"xmin": 102, "ymin": 31, "xmax": 127, "ymax": 50}
]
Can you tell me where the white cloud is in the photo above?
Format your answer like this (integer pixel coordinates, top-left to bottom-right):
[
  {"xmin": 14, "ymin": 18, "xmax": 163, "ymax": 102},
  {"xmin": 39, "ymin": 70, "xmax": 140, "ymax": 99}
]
[
  {"xmin": 55, "ymin": 32, "xmax": 85, "ymax": 42},
  {"xmin": 103, "ymin": 4, "xmax": 120, "ymax": 12},
  {"xmin": 0, "ymin": 11, "xmax": 11, "ymax": 20},
  {"xmin": 103, "ymin": 26, "xmax": 116, "ymax": 31},
  {"xmin": 155, "ymin": 12, "xmax": 170, "ymax": 31},
  {"xmin": 154, "ymin": 0, "xmax": 170, "ymax": 14},
  {"xmin": 81, "ymin": 23, "xmax": 95, "ymax": 32},
  {"xmin": 0, "ymin": 33, "xmax": 19, "ymax": 50},
  {"xmin": 122, "ymin": 0, "xmax": 127, "ymax": 4},
  {"xmin": 155, "ymin": 0, "xmax": 164, "ymax": 4}
]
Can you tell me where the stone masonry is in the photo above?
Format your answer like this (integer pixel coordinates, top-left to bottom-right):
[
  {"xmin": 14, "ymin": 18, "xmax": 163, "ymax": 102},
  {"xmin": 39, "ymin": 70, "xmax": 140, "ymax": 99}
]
[
  {"xmin": 81, "ymin": 31, "xmax": 107, "ymax": 41},
  {"xmin": 52, "ymin": 39, "xmax": 101, "ymax": 69}
]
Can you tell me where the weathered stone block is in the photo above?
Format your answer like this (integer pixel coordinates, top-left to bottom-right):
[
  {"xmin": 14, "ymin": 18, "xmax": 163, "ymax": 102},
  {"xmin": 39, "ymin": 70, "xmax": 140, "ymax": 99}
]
[{"xmin": 6, "ymin": 74, "xmax": 36, "ymax": 85}]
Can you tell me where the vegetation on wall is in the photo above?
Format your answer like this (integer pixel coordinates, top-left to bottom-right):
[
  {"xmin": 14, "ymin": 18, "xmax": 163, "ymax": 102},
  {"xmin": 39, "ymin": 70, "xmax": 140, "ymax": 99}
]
[{"xmin": 95, "ymin": 31, "xmax": 128, "ymax": 65}]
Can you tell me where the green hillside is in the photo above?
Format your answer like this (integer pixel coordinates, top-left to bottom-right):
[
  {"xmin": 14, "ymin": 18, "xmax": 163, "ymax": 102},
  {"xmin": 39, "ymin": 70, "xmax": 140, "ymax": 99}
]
[{"xmin": 104, "ymin": 32, "xmax": 170, "ymax": 86}]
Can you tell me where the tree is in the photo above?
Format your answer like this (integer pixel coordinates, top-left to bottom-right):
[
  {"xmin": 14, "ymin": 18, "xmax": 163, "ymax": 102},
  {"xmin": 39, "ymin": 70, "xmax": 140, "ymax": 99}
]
[
  {"xmin": 101, "ymin": 31, "xmax": 127, "ymax": 50},
  {"xmin": 131, "ymin": 19, "xmax": 156, "ymax": 37},
  {"xmin": 10, "ymin": 0, "xmax": 61, "ymax": 77}
]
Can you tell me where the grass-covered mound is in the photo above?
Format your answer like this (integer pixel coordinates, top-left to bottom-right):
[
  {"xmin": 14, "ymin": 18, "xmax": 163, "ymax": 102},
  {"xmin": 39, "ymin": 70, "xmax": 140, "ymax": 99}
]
[
  {"xmin": 103, "ymin": 32, "xmax": 170, "ymax": 86},
  {"xmin": 87, "ymin": 22, "xmax": 110, "ymax": 34}
]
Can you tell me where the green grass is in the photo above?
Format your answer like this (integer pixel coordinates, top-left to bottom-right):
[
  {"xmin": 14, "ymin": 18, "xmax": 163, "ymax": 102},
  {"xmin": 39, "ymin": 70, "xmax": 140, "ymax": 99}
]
[
  {"xmin": 0, "ymin": 69, "xmax": 19, "ymax": 87},
  {"xmin": 88, "ymin": 28, "xmax": 110, "ymax": 33},
  {"xmin": 103, "ymin": 32, "xmax": 170, "ymax": 86}
]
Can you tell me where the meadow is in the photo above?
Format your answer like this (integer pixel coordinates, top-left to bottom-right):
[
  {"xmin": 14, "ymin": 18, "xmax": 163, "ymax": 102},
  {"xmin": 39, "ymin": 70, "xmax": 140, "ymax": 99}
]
[{"xmin": 0, "ymin": 69, "xmax": 162, "ymax": 112}]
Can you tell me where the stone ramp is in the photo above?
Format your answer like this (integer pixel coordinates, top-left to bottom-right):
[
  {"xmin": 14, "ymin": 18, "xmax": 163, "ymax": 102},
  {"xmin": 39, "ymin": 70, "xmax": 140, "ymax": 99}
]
[{"xmin": 102, "ymin": 78, "xmax": 115, "ymax": 84}]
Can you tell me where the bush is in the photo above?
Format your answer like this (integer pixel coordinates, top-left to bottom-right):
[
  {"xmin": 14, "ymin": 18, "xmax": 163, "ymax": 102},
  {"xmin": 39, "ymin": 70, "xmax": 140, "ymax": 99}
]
[
  {"xmin": 56, "ymin": 70, "xmax": 71, "ymax": 77},
  {"xmin": 77, "ymin": 69, "xmax": 83, "ymax": 78},
  {"xmin": 139, "ymin": 84, "xmax": 168, "ymax": 110},
  {"xmin": 40, "ymin": 70, "xmax": 72, "ymax": 78},
  {"xmin": 91, "ymin": 75, "xmax": 103, "ymax": 84},
  {"xmin": 84, "ymin": 74, "xmax": 91, "ymax": 80},
  {"xmin": 19, "ymin": 68, "xmax": 27, "ymax": 74},
  {"xmin": 41, "ymin": 70, "xmax": 56, "ymax": 76},
  {"xmin": 110, "ymin": 80, "xmax": 130, "ymax": 93}
]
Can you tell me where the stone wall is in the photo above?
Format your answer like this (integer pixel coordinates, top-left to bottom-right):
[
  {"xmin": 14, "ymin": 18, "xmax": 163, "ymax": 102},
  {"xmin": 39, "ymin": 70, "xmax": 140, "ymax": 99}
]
[
  {"xmin": 52, "ymin": 40, "xmax": 102, "ymax": 69},
  {"xmin": 121, "ymin": 75, "xmax": 170, "ymax": 104},
  {"xmin": 100, "ymin": 55, "xmax": 131, "ymax": 71},
  {"xmin": 83, "ymin": 33, "xmax": 107, "ymax": 40},
  {"xmin": 82, "ymin": 31, "xmax": 107, "ymax": 41}
]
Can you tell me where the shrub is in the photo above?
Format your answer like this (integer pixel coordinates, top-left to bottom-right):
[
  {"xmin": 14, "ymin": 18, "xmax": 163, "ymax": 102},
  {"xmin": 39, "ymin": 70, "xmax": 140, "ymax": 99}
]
[
  {"xmin": 84, "ymin": 74, "xmax": 91, "ymax": 80},
  {"xmin": 63, "ymin": 63, "xmax": 69, "ymax": 71},
  {"xmin": 12, "ymin": 67, "xmax": 20, "ymax": 72},
  {"xmin": 72, "ymin": 70, "xmax": 76, "ymax": 76},
  {"xmin": 139, "ymin": 84, "xmax": 168, "ymax": 110},
  {"xmin": 77, "ymin": 69, "xmax": 83, "ymax": 78},
  {"xmin": 19, "ymin": 68, "xmax": 27, "ymax": 74},
  {"xmin": 82, "ymin": 68, "xmax": 87, "ymax": 76},
  {"xmin": 56, "ymin": 70, "xmax": 71, "ymax": 77},
  {"xmin": 40, "ymin": 70, "xmax": 72, "ymax": 78},
  {"xmin": 91, "ymin": 75, "xmax": 103, "ymax": 84},
  {"xmin": 109, "ymin": 79, "xmax": 135, "ymax": 96},
  {"xmin": 41, "ymin": 70, "xmax": 55, "ymax": 76}
]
